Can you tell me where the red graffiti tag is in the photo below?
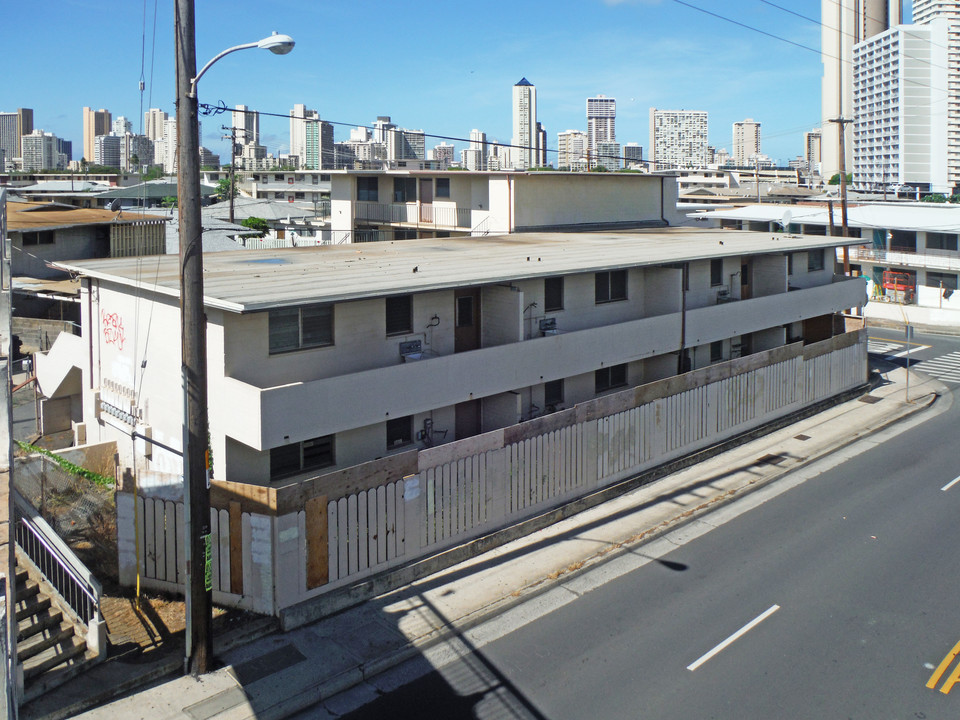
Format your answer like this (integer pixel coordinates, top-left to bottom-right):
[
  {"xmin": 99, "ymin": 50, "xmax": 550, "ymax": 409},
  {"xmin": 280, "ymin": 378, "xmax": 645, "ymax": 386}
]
[{"xmin": 102, "ymin": 309, "xmax": 126, "ymax": 350}]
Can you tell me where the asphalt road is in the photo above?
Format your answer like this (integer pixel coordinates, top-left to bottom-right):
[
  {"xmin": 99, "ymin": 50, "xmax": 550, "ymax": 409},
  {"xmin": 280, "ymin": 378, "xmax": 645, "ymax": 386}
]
[{"xmin": 319, "ymin": 331, "xmax": 960, "ymax": 720}]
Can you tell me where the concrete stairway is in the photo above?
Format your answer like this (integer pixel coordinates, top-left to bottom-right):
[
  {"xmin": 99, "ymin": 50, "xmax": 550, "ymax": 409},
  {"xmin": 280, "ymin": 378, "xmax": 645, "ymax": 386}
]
[{"xmin": 16, "ymin": 563, "xmax": 97, "ymax": 703}]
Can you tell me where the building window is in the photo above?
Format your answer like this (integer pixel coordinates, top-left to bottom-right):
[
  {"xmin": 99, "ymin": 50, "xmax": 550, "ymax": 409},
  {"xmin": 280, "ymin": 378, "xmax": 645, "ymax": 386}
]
[
  {"xmin": 926, "ymin": 271, "xmax": 958, "ymax": 290},
  {"xmin": 807, "ymin": 249, "xmax": 825, "ymax": 272},
  {"xmin": 435, "ymin": 178, "xmax": 451, "ymax": 198},
  {"xmin": 393, "ymin": 177, "xmax": 417, "ymax": 203},
  {"xmin": 270, "ymin": 434, "xmax": 334, "ymax": 479},
  {"xmin": 22, "ymin": 231, "xmax": 54, "ymax": 246},
  {"xmin": 595, "ymin": 270, "xmax": 627, "ymax": 303},
  {"xmin": 544, "ymin": 276, "xmax": 564, "ymax": 311},
  {"xmin": 357, "ymin": 177, "xmax": 378, "ymax": 202},
  {"xmin": 275, "ymin": 192, "xmax": 285, "ymax": 200},
  {"xmin": 274, "ymin": 174, "xmax": 285, "ymax": 181},
  {"xmin": 312, "ymin": 175, "xmax": 319, "ymax": 185},
  {"xmin": 710, "ymin": 340, "xmax": 723, "ymax": 362},
  {"xmin": 544, "ymin": 379, "xmax": 564, "ymax": 408},
  {"xmin": 386, "ymin": 416, "xmax": 413, "ymax": 449},
  {"xmin": 890, "ymin": 230, "xmax": 917, "ymax": 252},
  {"xmin": 927, "ymin": 232, "xmax": 958, "ymax": 252},
  {"xmin": 268, "ymin": 303, "xmax": 333, "ymax": 354},
  {"xmin": 710, "ymin": 258, "xmax": 723, "ymax": 287},
  {"xmin": 385, "ymin": 295, "xmax": 413, "ymax": 335},
  {"xmin": 595, "ymin": 364, "xmax": 628, "ymax": 393},
  {"xmin": 787, "ymin": 253, "xmax": 794, "ymax": 276}
]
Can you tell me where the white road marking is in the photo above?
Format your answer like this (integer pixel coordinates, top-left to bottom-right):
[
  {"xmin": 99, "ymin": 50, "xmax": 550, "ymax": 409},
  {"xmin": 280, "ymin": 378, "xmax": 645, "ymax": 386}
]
[
  {"xmin": 942, "ymin": 476, "xmax": 960, "ymax": 492},
  {"xmin": 888, "ymin": 344, "xmax": 931, "ymax": 358},
  {"xmin": 687, "ymin": 604, "xmax": 781, "ymax": 671}
]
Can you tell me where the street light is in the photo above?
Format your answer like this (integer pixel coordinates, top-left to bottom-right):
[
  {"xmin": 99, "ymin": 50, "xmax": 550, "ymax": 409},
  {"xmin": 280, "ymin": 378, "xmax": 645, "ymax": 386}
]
[{"xmin": 175, "ymin": 0, "xmax": 294, "ymax": 675}]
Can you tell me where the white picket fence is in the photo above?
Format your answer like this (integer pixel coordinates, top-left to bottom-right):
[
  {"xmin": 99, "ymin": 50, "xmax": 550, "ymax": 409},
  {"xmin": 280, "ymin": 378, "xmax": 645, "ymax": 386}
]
[{"xmin": 119, "ymin": 331, "xmax": 867, "ymax": 617}]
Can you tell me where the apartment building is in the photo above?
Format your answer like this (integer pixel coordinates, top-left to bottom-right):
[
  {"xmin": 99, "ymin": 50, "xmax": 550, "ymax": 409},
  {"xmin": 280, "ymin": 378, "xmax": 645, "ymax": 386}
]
[
  {"xmin": 82, "ymin": 107, "xmax": 111, "ymax": 163},
  {"xmin": 733, "ymin": 119, "xmax": 761, "ymax": 166},
  {"xmin": 695, "ymin": 202, "xmax": 960, "ymax": 312},
  {"xmin": 557, "ymin": 130, "xmax": 588, "ymax": 170},
  {"xmin": 649, "ymin": 109, "xmax": 709, "ymax": 170},
  {"xmin": 512, "ymin": 78, "xmax": 537, "ymax": 170},
  {"xmin": 587, "ymin": 95, "xmax": 616, "ymax": 152},
  {"xmin": 328, "ymin": 169, "xmax": 686, "ymax": 242}
]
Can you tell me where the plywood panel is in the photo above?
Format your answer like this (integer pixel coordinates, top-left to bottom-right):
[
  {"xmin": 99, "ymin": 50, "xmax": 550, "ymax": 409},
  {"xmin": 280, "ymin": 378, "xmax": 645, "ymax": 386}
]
[{"xmin": 305, "ymin": 495, "xmax": 328, "ymax": 589}]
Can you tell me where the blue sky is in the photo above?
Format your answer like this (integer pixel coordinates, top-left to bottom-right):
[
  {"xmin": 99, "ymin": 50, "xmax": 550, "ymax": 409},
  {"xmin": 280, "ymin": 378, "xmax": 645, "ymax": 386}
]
[{"xmin": 3, "ymin": 1, "xmax": 908, "ymax": 166}]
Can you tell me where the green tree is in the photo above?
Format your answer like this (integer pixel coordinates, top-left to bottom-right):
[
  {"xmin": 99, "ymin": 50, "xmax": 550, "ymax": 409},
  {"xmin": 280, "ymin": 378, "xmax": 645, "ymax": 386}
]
[
  {"xmin": 828, "ymin": 173, "xmax": 853, "ymax": 185},
  {"xmin": 241, "ymin": 216, "xmax": 269, "ymax": 236},
  {"xmin": 144, "ymin": 166, "xmax": 164, "ymax": 181},
  {"xmin": 922, "ymin": 193, "xmax": 948, "ymax": 203},
  {"xmin": 161, "ymin": 196, "xmax": 177, "ymax": 208},
  {"xmin": 215, "ymin": 177, "xmax": 237, "ymax": 201}
]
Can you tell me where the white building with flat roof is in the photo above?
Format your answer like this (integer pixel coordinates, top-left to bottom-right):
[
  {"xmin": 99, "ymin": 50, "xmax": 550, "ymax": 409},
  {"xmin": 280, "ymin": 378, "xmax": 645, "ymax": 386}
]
[
  {"xmin": 733, "ymin": 119, "xmax": 761, "ymax": 166},
  {"xmin": 649, "ymin": 109, "xmax": 709, "ymax": 170},
  {"xmin": 853, "ymin": 21, "xmax": 950, "ymax": 193},
  {"xmin": 587, "ymin": 95, "xmax": 616, "ymax": 152}
]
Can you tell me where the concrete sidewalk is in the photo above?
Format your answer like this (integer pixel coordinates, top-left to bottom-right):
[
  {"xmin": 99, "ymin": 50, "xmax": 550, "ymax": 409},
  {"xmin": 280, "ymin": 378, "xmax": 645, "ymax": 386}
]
[{"xmin": 31, "ymin": 366, "xmax": 945, "ymax": 720}]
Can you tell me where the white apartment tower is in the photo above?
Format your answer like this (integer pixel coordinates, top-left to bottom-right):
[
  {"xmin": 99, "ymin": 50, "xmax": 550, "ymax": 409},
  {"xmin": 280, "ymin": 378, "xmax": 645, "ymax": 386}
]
[
  {"xmin": 290, "ymin": 103, "xmax": 317, "ymax": 167},
  {"xmin": 820, "ymin": 0, "xmax": 902, "ymax": 179},
  {"xmin": 732, "ymin": 119, "xmax": 761, "ymax": 166},
  {"xmin": 804, "ymin": 128, "xmax": 822, "ymax": 174},
  {"xmin": 649, "ymin": 108, "xmax": 709, "ymax": 169},
  {"xmin": 512, "ymin": 78, "xmax": 537, "ymax": 170},
  {"xmin": 232, "ymin": 105, "xmax": 259, "ymax": 146},
  {"xmin": 586, "ymin": 95, "xmax": 616, "ymax": 152},
  {"xmin": 853, "ymin": 21, "xmax": 950, "ymax": 192},
  {"xmin": 144, "ymin": 109, "xmax": 168, "ymax": 142},
  {"xmin": 557, "ymin": 130, "xmax": 588, "ymax": 170}
]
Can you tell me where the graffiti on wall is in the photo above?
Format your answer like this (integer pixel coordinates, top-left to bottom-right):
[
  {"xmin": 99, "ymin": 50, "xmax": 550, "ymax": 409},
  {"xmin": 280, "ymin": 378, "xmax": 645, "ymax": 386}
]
[{"xmin": 102, "ymin": 309, "xmax": 126, "ymax": 350}]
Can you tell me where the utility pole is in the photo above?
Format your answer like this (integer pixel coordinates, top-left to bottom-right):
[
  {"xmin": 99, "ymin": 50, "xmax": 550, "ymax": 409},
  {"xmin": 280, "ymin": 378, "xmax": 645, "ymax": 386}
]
[
  {"xmin": 830, "ymin": 116, "xmax": 854, "ymax": 274},
  {"xmin": 175, "ymin": 0, "xmax": 213, "ymax": 676},
  {"xmin": 221, "ymin": 125, "xmax": 241, "ymax": 224}
]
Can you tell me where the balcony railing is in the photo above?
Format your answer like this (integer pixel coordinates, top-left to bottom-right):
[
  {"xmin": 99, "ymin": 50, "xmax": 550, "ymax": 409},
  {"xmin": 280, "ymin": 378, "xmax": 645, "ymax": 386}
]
[
  {"xmin": 848, "ymin": 245, "xmax": 960, "ymax": 272},
  {"xmin": 355, "ymin": 201, "xmax": 473, "ymax": 229}
]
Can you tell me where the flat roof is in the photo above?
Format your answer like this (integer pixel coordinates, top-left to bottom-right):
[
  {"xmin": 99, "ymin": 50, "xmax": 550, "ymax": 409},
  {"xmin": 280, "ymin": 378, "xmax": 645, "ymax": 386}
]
[
  {"xmin": 6, "ymin": 201, "xmax": 166, "ymax": 231},
  {"xmin": 693, "ymin": 202, "xmax": 960, "ymax": 232},
  {"xmin": 54, "ymin": 227, "xmax": 859, "ymax": 313}
]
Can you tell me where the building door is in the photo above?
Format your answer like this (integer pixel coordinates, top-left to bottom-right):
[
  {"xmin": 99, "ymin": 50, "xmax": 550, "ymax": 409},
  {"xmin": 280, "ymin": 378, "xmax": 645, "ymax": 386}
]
[
  {"xmin": 740, "ymin": 261, "xmax": 751, "ymax": 300},
  {"xmin": 419, "ymin": 179, "xmax": 433, "ymax": 223},
  {"xmin": 454, "ymin": 288, "xmax": 481, "ymax": 352},
  {"xmin": 455, "ymin": 399, "xmax": 482, "ymax": 439}
]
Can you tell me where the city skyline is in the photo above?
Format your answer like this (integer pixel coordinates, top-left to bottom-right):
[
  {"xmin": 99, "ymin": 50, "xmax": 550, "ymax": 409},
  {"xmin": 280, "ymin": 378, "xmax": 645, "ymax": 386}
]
[{"xmin": 4, "ymin": 1, "xmax": 918, "ymax": 168}]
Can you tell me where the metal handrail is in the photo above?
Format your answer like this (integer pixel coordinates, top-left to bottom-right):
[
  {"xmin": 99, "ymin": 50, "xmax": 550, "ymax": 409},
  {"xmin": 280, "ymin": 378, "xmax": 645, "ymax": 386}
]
[{"xmin": 14, "ymin": 492, "xmax": 101, "ymax": 625}]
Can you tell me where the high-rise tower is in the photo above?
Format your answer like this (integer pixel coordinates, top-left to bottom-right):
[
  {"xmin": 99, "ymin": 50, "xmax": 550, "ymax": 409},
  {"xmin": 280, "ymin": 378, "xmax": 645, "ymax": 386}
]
[
  {"xmin": 512, "ymin": 78, "xmax": 537, "ymax": 170},
  {"xmin": 820, "ymin": 0, "xmax": 902, "ymax": 178},
  {"xmin": 586, "ymin": 95, "xmax": 616, "ymax": 153},
  {"xmin": 82, "ymin": 107, "xmax": 111, "ymax": 162}
]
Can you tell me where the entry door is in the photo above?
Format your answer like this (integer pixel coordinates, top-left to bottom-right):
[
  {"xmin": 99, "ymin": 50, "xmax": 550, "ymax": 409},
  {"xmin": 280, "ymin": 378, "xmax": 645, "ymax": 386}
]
[
  {"xmin": 454, "ymin": 288, "xmax": 481, "ymax": 352},
  {"xmin": 455, "ymin": 399, "xmax": 482, "ymax": 440},
  {"xmin": 740, "ymin": 261, "xmax": 752, "ymax": 300},
  {"xmin": 419, "ymin": 179, "xmax": 433, "ymax": 222}
]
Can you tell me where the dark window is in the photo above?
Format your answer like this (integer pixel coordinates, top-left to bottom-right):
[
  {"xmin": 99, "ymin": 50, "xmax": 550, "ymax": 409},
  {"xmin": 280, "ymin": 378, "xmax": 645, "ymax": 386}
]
[
  {"xmin": 274, "ymin": 174, "xmax": 285, "ymax": 181},
  {"xmin": 890, "ymin": 229, "xmax": 917, "ymax": 252},
  {"xmin": 456, "ymin": 295, "xmax": 474, "ymax": 327},
  {"xmin": 544, "ymin": 276, "xmax": 564, "ymax": 311},
  {"xmin": 386, "ymin": 295, "xmax": 413, "ymax": 335},
  {"xmin": 595, "ymin": 270, "xmax": 627, "ymax": 303},
  {"xmin": 927, "ymin": 232, "xmax": 958, "ymax": 251},
  {"xmin": 926, "ymin": 271, "xmax": 958, "ymax": 290},
  {"xmin": 320, "ymin": 174, "xmax": 331, "ymax": 181},
  {"xmin": 274, "ymin": 192, "xmax": 285, "ymax": 200},
  {"xmin": 787, "ymin": 253, "xmax": 794, "ymax": 276},
  {"xmin": 386, "ymin": 416, "xmax": 413, "ymax": 449},
  {"xmin": 544, "ymin": 379, "xmax": 564, "ymax": 407},
  {"xmin": 269, "ymin": 304, "xmax": 333, "ymax": 353},
  {"xmin": 595, "ymin": 364, "xmax": 628, "ymax": 393},
  {"xmin": 710, "ymin": 258, "xmax": 723, "ymax": 287},
  {"xmin": 357, "ymin": 177, "xmax": 378, "ymax": 202},
  {"xmin": 710, "ymin": 340, "xmax": 723, "ymax": 362},
  {"xmin": 270, "ymin": 434, "xmax": 334, "ymax": 479},
  {"xmin": 393, "ymin": 177, "xmax": 417, "ymax": 202},
  {"xmin": 807, "ymin": 248, "xmax": 825, "ymax": 272},
  {"xmin": 22, "ymin": 231, "xmax": 54, "ymax": 246},
  {"xmin": 435, "ymin": 178, "xmax": 451, "ymax": 198}
]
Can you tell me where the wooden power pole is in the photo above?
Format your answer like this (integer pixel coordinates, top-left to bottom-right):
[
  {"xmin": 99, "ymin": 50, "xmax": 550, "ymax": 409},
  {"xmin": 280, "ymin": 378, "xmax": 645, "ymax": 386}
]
[
  {"xmin": 175, "ymin": 0, "xmax": 213, "ymax": 676},
  {"xmin": 830, "ymin": 116, "xmax": 854, "ymax": 274}
]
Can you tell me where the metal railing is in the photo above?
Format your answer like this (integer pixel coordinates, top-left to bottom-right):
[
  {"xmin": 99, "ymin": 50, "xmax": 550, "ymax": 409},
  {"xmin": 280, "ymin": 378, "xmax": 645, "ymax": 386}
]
[
  {"xmin": 14, "ymin": 492, "xmax": 102, "ymax": 626},
  {"xmin": 848, "ymin": 245, "xmax": 960, "ymax": 272}
]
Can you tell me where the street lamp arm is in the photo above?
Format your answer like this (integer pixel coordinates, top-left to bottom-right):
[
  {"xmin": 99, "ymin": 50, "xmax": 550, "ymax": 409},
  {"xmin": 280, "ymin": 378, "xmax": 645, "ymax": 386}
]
[{"xmin": 189, "ymin": 42, "xmax": 259, "ymax": 98}]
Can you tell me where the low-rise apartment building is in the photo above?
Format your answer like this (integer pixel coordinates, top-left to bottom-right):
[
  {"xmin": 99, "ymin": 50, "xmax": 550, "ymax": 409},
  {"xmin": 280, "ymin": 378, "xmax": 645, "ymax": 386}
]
[
  {"xmin": 695, "ymin": 202, "xmax": 960, "ymax": 311},
  {"xmin": 34, "ymin": 227, "xmax": 867, "ymax": 617}
]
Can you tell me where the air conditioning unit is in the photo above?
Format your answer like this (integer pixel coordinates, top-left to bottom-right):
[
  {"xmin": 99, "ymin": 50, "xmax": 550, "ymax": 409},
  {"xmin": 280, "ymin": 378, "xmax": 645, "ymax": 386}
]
[
  {"xmin": 399, "ymin": 339, "xmax": 423, "ymax": 362},
  {"xmin": 539, "ymin": 318, "xmax": 559, "ymax": 336}
]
